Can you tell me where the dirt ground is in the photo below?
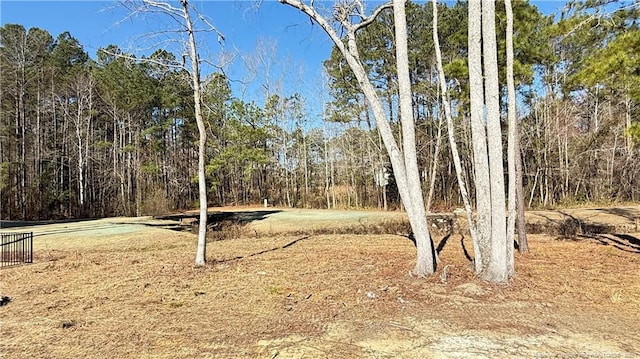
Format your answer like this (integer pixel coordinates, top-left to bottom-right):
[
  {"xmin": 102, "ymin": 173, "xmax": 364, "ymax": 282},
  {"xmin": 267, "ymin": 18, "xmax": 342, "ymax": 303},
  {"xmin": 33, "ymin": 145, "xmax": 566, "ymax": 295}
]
[{"xmin": 1, "ymin": 206, "xmax": 639, "ymax": 358}]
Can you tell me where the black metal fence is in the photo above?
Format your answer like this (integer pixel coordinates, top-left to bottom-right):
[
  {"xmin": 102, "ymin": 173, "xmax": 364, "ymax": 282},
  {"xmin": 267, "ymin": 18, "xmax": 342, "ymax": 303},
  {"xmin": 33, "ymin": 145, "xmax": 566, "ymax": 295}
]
[{"xmin": 1, "ymin": 232, "xmax": 33, "ymax": 268}]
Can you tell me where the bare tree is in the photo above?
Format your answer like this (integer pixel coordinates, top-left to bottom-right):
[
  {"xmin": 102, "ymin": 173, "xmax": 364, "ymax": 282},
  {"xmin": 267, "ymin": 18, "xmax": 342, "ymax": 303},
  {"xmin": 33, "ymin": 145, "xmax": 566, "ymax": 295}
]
[
  {"xmin": 122, "ymin": 0, "xmax": 225, "ymax": 266},
  {"xmin": 392, "ymin": 0, "xmax": 436, "ymax": 274},
  {"xmin": 180, "ymin": 0, "xmax": 208, "ymax": 265},
  {"xmin": 70, "ymin": 71, "xmax": 95, "ymax": 214},
  {"xmin": 279, "ymin": 0, "xmax": 436, "ymax": 276}
]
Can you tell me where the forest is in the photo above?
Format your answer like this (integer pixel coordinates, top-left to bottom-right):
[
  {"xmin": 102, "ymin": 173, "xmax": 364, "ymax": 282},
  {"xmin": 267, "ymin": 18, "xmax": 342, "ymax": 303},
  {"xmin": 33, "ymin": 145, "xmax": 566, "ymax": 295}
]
[{"xmin": 1, "ymin": 0, "xmax": 639, "ymax": 221}]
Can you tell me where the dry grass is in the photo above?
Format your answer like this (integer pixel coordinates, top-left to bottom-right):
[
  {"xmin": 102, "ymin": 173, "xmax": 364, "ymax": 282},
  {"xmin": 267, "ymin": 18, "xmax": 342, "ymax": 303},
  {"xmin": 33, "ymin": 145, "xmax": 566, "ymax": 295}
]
[{"xmin": 1, "ymin": 211, "xmax": 639, "ymax": 358}]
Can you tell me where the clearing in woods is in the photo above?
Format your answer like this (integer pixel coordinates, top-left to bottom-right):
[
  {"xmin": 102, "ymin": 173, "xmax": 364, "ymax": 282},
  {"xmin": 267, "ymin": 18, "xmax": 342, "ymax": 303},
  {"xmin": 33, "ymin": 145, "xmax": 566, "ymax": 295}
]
[{"xmin": 0, "ymin": 206, "xmax": 639, "ymax": 358}]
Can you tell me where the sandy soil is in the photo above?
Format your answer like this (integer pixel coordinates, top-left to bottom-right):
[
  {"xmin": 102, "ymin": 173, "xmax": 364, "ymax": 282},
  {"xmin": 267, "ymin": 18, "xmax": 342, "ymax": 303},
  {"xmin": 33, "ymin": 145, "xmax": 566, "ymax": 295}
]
[{"xmin": 1, "ymin": 206, "xmax": 639, "ymax": 358}]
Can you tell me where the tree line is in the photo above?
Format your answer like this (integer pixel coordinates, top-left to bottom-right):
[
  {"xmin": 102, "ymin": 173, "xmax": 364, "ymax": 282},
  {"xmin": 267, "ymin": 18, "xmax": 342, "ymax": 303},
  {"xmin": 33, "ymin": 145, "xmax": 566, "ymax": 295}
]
[
  {"xmin": 322, "ymin": 0, "xmax": 639, "ymax": 209},
  {"xmin": 1, "ymin": 0, "xmax": 638, "ymax": 222}
]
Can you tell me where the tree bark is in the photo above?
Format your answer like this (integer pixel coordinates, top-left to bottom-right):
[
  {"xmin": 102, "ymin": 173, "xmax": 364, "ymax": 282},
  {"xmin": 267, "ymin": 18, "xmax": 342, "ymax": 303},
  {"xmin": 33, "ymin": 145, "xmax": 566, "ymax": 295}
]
[
  {"xmin": 394, "ymin": 0, "xmax": 436, "ymax": 275},
  {"xmin": 279, "ymin": 0, "xmax": 436, "ymax": 276},
  {"xmin": 468, "ymin": 0, "xmax": 490, "ymax": 274},
  {"xmin": 482, "ymin": 0, "xmax": 508, "ymax": 282},
  {"xmin": 515, "ymin": 129, "xmax": 529, "ymax": 253},
  {"xmin": 505, "ymin": 0, "xmax": 518, "ymax": 271},
  {"xmin": 432, "ymin": 0, "xmax": 480, "ymax": 259},
  {"xmin": 181, "ymin": 0, "xmax": 208, "ymax": 266},
  {"xmin": 425, "ymin": 99, "xmax": 443, "ymax": 213}
]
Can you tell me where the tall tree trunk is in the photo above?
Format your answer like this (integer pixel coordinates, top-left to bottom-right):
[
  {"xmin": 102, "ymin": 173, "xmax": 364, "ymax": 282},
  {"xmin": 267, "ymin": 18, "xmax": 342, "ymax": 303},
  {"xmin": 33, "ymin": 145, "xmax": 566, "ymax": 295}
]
[
  {"xmin": 505, "ymin": 0, "xmax": 517, "ymax": 273},
  {"xmin": 36, "ymin": 78, "xmax": 42, "ymax": 217},
  {"xmin": 127, "ymin": 117, "xmax": 133, "ymax": 214},
  {"xmin": 303, "ymin": 134, "xmax": 309, "ymax": 206},
  {"xmin": 393, "ymin": 0, "xmax": 436, "ymax": 276},
  {"xmin": 323, "ymin": 124, "xmax": 331, "ymax": 209},
  {"xmin": 283, "ymin": 134, "xmax": 291, "ymax": 207},
  {"xmin": 330, "ymin": 148, "xmax": 336, "ymax": 209},
  {"xmin": 432, "ymin": 0, "xmax": 479, "ymax": 259},
  {"xmin": 515, "ymin": 129, "xmax": 528, "ymax": 253},
  {"xmin": 625, "ymin": 91, "xmax": 632, "ymax": 154},
  {"xmin": 135, "ymin": 127, "xmax": 142, "ymax": 217},
  {"xmin": 181, "ymin": 0, "xmax": 208, "ymax": 266},
  {"xmin": 378, "ymin": 132, "xmax": 388, "ymax": 211},
  {"xmin": 482, "ymin": 0, "xmax": 508, "ymax": 282},
  {"xmin": 280, "ymin": 0, "xmax": 436, "ymax": 276},
  {"xmin": 468, "ymin": 0, "xmax": 490, "ymax": 274},
  {"xmin": 425, "ymin": 98, "xmax": 443, "ymax": 213}
]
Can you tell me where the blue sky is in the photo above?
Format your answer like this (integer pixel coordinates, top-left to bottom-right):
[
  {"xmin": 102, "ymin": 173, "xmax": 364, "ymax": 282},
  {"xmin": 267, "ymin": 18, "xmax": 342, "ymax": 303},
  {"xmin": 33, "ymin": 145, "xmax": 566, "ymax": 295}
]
[
  {"xmin": 0, "ymin": 1, "xmax": 334, "ymax": 61},
  {"xmin": 1, "ymin": 0, "xmax": 567, "ymax": 124},
  {"xmin": 0, "ymin": 1, "xmax": 338, "ymax": 107}
]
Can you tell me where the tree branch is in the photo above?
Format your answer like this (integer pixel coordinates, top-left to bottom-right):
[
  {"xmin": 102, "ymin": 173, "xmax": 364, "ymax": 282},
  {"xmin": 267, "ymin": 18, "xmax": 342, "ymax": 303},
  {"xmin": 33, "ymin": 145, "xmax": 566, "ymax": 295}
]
[
  {"xmin": 353, "ymin": 1, "xmax": 392, "ymax": 32},
  {"xmin": 196, "ymin": 11, "xmax": 226, "ymax": 44},
  {"xmin": 279, "ymin": 0, "xmax": 347, "ymax": 54},
  {"xmin": 100, "ymin": 48, "xmax": 187, "ymax": 71}
]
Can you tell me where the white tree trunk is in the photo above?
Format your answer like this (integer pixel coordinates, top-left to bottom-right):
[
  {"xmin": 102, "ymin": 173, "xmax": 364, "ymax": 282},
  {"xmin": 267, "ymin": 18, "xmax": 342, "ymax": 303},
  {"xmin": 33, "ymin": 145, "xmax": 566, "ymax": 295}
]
[
  {"xmin": 323, "ymin": 125, "xmax": 331, "ymax": 209},
  {"xmin": 515, "ymin": 129, "xmax": 528, "ymax": 253},
  {"xmin": 482, "ymin": 0, "xmax": 508, "ymax": 282},
  {"xmin": 181, "ymin": 0, "xmax": 208, "ymax": 266},
  {"xmin": 425, "ymin": 102, "xmax": 443, "ymax": 213},
  {"xmin": 280, "ymin": 0, "xmax": 436, "ymax": 276},
  {"xmin": 76, "ymin": 112, "xmax": 85, "ymax": 208},
  {"xmin": 432, "ymin": 0, "xmax": 479, "ymax": 257},
  {"xmin": 505, "ymin": 0, "xmax": 517, "ymax": 274},
  {"xmin": 393, "ymin": 0, "xmax": 436, "ymax": 276},
  {"xmin": 468, "ymin": 0, "xmax": 490, "ymax": 274}
]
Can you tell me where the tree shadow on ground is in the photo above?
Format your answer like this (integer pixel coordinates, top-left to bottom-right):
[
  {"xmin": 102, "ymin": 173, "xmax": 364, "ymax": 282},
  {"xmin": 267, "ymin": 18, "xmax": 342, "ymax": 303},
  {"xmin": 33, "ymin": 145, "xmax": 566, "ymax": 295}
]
[
  {"xmin": 528, "ymin": 211, "xmax": 618, "ymax": 237},
  {"xmin": 578, "ymin": 233, "xmax": 640, "ymax": 254},
  {"xmin": 212, "ymin": 235, "xmax": 310, "ymax": 264},
  {"xmin": 556, "ymin": 210, "xmax": 618, "ymax": 235},
  {"xmin": 457, "ymin": 233, "xmax": 521, "ymax": 263},
  {"xmin": 597, "ymin": 207, "xmax": 640, "ymax": 223},
  {"xmin": 436, "ymin": 233, "xmax": 452, "ymax": 254},
  {"xmin": 155, "ymin": 210, "xmax": 282, "ymax": 223},
  {"xmin": 154, "ymin": 210, "xmax": 282, "ymax": 232}
]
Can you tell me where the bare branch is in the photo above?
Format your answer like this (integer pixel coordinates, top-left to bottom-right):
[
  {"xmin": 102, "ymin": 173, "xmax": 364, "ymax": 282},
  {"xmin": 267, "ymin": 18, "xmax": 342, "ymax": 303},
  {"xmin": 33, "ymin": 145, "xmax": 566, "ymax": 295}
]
[
  {"xmin": 100, "ymin": 47, "xmax": 187, "ymax": 71},
  {"xmin": 196, "ymin": 12, "xmax": 226, "ymax": 44},
  {"xmin": 201, "ymin": 52, "xmax": 234, "ymax": 75},
  {"xmin": 121, "ymin": 0, "xmax": 185, "ymax": 28},
  {"xmin": 333, "ymin": 0, "xmax": 363, "ymax": 23},
  {"xmin": 281, "ymin": 0, "xmax": 390, "ymax": 43},
  {"xmin": 279, "ymin": 0, "xmax": 346, "ymax": 53},
  {"xmin": 114, "ymin": 0, "xmax": 229, "ymax": 76},
  {"xmin": 353, "ymin": 1, "xmax": 392, "ymax": 32},
  {"xmin": 559, "ymin": 2, "xmax": 639, "ymax": 42},
  {"xmin": 140, "ymin": 0, "xmax": 184, "ymax": 16}
]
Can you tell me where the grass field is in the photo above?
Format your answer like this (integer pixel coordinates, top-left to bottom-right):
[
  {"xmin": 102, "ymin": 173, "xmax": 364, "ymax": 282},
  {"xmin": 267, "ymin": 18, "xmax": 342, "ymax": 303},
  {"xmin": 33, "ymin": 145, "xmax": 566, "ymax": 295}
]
[{"xmin": 1, "ymin": 207, "xmax": 639, "ymax": 358}]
